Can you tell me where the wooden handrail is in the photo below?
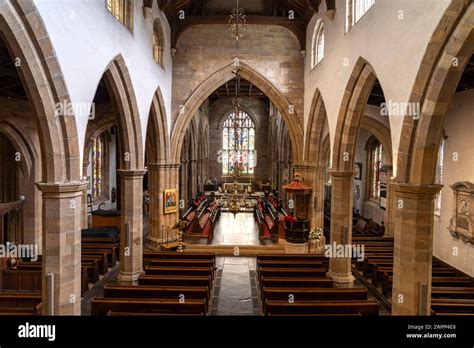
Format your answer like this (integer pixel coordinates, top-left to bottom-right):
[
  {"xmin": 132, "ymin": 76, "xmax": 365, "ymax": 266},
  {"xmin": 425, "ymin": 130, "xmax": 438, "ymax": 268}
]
[{"xmin": 0, "ymin": 199, "xmax": 25, "ymax": 215}]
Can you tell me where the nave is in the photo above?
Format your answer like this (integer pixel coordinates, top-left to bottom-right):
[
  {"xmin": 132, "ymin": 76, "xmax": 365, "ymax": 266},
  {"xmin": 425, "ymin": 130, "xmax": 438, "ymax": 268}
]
[{"xmin": 0, "ymin": 0, "xmax": 472, "ymax": 322}]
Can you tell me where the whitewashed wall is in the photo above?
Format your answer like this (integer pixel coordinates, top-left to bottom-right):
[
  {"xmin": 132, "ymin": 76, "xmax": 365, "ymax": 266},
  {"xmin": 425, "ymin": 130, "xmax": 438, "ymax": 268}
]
[
  {"xmin": 304, "ymin": 0, "xmax": 451, "ymax": 176},
  {"xmin": 34, "ymin": 0, "xmax": 173, "ymax": 176}
]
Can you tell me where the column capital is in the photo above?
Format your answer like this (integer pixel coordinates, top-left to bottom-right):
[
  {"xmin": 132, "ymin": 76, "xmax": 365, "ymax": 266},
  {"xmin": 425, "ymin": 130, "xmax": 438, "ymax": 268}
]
[
  {"xmin": 292, "ymin": 163, "xmax": 318, "ymax": 172},
  {"xmin": 329, "ymin": 170, "xmax": 354, "ymax": 178},
  {"xmin": 390, "ymin": 182, "xmax": 443, "ymax": 199},
  {"xmin": 117, "ymin": 169, "xmax": 147, "ymax": 178},
  {"xmin": 36, "ymin": 181, "xmax": 87, "ymax": 195}
]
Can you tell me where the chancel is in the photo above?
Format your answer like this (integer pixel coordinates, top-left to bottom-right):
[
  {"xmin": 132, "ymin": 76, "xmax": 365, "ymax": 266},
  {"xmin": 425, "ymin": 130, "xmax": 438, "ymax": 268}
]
[{"xmin": 0, "ymin": 0, "xmax": 472, "ymax": 323}]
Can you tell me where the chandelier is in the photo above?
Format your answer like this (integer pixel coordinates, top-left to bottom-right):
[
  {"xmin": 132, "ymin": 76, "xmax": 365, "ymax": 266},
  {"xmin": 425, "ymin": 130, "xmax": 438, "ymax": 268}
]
[{"xmin": 228, "ymin": 0, "xmax": 247, "ymax": 42}]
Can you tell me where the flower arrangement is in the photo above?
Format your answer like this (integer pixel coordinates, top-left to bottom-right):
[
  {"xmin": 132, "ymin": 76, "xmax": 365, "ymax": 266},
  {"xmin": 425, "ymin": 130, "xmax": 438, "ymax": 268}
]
[{"xmin": 309, "ymin": 227, "xmax": 323, "ymax": 240}]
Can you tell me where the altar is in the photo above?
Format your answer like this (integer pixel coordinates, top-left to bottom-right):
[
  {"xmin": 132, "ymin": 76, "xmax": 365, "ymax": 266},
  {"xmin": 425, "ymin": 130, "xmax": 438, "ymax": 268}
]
[{"xmin": 223, "ymin": 182, "xmax": 252, "ymax": 193}]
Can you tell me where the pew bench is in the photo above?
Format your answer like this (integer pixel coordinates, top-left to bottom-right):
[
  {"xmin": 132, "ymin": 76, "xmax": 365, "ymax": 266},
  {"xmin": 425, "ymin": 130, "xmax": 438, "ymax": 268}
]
[{"xmin": 264, "ymin": 299, "xmax": 379, "ymax": 316}]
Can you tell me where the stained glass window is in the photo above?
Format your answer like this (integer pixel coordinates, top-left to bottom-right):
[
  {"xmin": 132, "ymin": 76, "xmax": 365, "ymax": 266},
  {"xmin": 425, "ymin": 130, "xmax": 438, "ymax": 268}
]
[
  {"xmin": 106, "ymin": 0, "xmax": 133, "ymax": 32},
  {"xmin": 369, "ymin": 141, "xmax": 383, "ymax": 200},
  {"xmin": 92, "ymin": 134, "xmax": 106, "ymax": 199},
  {"xmin": 222, "ymin": 111, "xmax": 256, "ymax": 175},
  {"xmin": 311, "ymin": 20, "xmax": 325, "ymax": 68}
]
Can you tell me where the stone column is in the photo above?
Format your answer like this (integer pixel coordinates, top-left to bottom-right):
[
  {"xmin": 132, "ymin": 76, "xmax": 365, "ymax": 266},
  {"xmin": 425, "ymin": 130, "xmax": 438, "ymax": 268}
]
[
  {"xmin": 391, "ymin": 183, "xmax": 442, "ymax": 315},
  {"xmin": 36, "ymin": 182, "xmax": 86, "ymax": 315},
  {"xmin": 81, "ymin": 184, "xmax": 88, "ymax": 229},
  {"xmin": 327, "ymin": 170, "xmax": 355, "ymax": 287},
  {"xmin": 117, "ymin": 170, "xmax": 146, "ymax": 284},
  {"xmin": 385, "ymin": 178, "xmax": 396, "ymax": 237},
  {"xmin": 190, "ymin": 159, "xmax": 198, "ymax": 199}
]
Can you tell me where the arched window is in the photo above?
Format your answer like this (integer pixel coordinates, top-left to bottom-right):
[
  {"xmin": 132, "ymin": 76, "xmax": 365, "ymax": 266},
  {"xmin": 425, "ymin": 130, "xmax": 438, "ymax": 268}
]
[
  {"xmin": 153, "ymin": 19, "xmax": 165, "ymax": 67},
  {"xmin": 106, "ymin": 0, "xmax": 134, "ymax": 32},
  {"xmin": 346, "ymin": 0, "xmax": 375, "ymax": 32},
  {"xmin": 435, "ymin": 138, "xmax": 445, "ymax": 213},
  {"xmin": 311, "ymin": 20, "xmax": 325, "ymax": 69},
  {"xmin": 92, "ymin": 133, "xmax": 108, "ymax": 199},
  {"xmin": 367, "ymin": 137, "xmax": 383, "ymax": 200},
  {"xmin": 222, "ymin": 111, "xmax": 256, "ymax": 175}
]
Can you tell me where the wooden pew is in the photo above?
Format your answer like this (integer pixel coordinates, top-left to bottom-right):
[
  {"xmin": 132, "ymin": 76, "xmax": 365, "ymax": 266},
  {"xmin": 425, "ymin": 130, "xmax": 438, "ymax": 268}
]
[
  {"xmin": 257, "ymin": 260, "xmax": 324, "ymax": 269},
  {"xmin": 258, "ymin": 267, "xmax": 327, "ymax": 279},
  {"xmin": 82, "ymin": 246, "xmax": 117, "ymax": 265},
  {"xmin": 382, "ymin": 275, "xmax": 474, "ymax": 297},
  {"xmin": 103, "ymin": 285, "xmax": 209, "ymax": 311},
  {"xmin": 372, "ymin": 266, "xmax": 458, "ymax": 287},
  {"xmin": 1, "ymin": 270, "xmax": 41, "ymax": 292},
  {"xmin": 0, "ymin": 292, "xmax": 41, "ymax": 308},
  {"xmin": 137, "ymin": 275, "xmax": 212, "ymax": 295},
  {"xmin": 432, "ymin": 287, "xmax": 474, "ymax": 299},
  {"xmin": 0, "ymin": 307, "xmax": 37, "ymax": 316},
  {"xmin": 265, "ymin": 299, "xmax": 379, "ymax": 316},
  {"xmin": 107, "ymin": 311, "xmax": 205, "ymax": 316},
  {"xmin": 82, "ymin": 253, "xmax": 109, "ymax": 275},
  {"xmin": 144, "ymin": 266, "xmax": 214, "ymax": 281},
  {"xmin": 147, "ymin": 259, "xmax": 215, "ymax": 268},
  {"xmin": 260, "ymin": 277, "xmax": 333, "ymax": 289},
  {"xmin": 91, "ymin": 298, "xmax": 206, "ymax": 316}
]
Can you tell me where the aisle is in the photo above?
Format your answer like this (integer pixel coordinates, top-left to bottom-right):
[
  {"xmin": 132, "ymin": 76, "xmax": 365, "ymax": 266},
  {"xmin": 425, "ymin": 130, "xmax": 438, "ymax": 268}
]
[
  {"xmin": 212, "ymin": 257, "xmax": 260, "ymax": 316},
  {"xmin": 211, "ymin": 212, "xmax": 261, "ymax": 245}
]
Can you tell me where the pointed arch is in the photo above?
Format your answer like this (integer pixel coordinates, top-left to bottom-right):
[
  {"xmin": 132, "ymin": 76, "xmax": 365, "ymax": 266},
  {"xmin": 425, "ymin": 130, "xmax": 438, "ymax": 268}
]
[
  {"xmin": 0, "ymin": 1, "xmax": 80, "ymax": 183},
  {"xmin": 146, "ymin": 88, "xmax": 170, "ymax": 164},
  {"xmin": 101, "ymin": 55, "xmax": 144, "ymax": 170},
  {"xmin": 332, "ymin": 57, "xmax": 379, "ymax": 172},
  {"xmin": 397, "ymin": 2, "xmax": 474, "ymax": 184},
  {"xmin": 359, "ymin": 116, "xmax": 392, "ymax": 165},
  {"xmin": 304, "ymin": 88, "xmax": 330, "ymax": 165},
  {"xmin": 170, "ymin": 62, "xmax": 304, "ymax": 163}
]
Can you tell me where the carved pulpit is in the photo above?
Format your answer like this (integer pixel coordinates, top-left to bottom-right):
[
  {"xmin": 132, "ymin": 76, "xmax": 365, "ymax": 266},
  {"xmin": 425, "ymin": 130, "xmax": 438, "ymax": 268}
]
[{"xmin": 448, "ymin": 181, "xmax": 474, "ymax": 244}]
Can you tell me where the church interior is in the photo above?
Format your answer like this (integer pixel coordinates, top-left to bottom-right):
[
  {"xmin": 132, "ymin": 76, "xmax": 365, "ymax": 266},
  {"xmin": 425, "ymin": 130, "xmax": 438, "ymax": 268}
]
[{"xmin": 0, "ymin": 0, "xmax": 473, "ymax": 321}]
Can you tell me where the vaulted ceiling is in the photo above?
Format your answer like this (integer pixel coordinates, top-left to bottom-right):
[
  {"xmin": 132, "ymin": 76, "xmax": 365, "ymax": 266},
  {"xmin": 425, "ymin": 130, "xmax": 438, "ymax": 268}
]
[{"xmin": 146, "ymin": 0, "xmax": 337, "ymax": 50}]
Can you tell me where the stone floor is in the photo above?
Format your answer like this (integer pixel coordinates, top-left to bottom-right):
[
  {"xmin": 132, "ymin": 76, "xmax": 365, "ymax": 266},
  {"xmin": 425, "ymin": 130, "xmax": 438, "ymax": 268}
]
[
  {"xmin": 211, "ymin": 256, "xmax": 260, "ymax": 316},
  {"xmin": 211, "ymin": 212, "xmax": 261, "ymax": 245}
]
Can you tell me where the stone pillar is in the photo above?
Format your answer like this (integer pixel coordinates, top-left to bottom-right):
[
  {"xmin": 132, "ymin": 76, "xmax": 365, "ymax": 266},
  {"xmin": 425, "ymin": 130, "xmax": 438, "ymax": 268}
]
[
  {"xmin": 391, "ymin": 183, "xmax": 442, "ymax": 315},
  {"xmin": 117, "ymin": 170, "xmax": 146, "ymax": 284},
  {"xmin": 36, "ymin": 182, "xmax": 86, "ymax": 315},
  {"xmin": 385, "ymin": 178, "xmax": 396, "ymax": 237},
  {"xmin": 190, "ymin": 159, "xmax": 198, "ymax": 199},
  {"xmin": 327, "ymin": 170, "xmax": 355, "ymax": 287},
  {"xmin": 81, "ymin": 184, "xmax": 88, "ymax": 229}
]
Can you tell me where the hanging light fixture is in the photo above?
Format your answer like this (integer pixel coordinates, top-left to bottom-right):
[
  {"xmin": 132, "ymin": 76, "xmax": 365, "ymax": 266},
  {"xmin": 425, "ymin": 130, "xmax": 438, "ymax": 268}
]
[{"xmin": 228, "ymin": 0, "xmax": 247, "ymax": 42}]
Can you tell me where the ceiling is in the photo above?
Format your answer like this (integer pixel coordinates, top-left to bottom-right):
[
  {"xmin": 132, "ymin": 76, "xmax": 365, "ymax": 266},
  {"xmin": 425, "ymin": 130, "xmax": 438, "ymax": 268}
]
[
  {"xmin": 367, "ymin": 80, "xmax": 385, "ymax": 107},
  {"xmin": 209, "ymin": 77, "xmax": 268, "ymax": 103},
  {"xmin": 456, "ymin": 54, "xmax": 474, "ymax": 93},
  {"xmin": 153, "ymin": 0, "xmax": 336, "ymax": 49}
]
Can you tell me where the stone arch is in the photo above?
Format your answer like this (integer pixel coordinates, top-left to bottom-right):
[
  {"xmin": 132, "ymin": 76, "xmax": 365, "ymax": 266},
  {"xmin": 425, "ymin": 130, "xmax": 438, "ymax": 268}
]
[
  {"xmin": 359, "ymin": 116, "xmax": 392, "ymax": 165},
  {"xmin": 0, "ymin": 121, "xmax": 37, "ymax": 178},
  {"xmin": 0, "ymin": 1, "xmax": 80, "ymax": 183},
  {"xmin": 101, "ymin": 55, "xmax": 144, "ymax": 170},
  {"xmin": 304, "ymin": 88, "xmax": 329, "ymax": 165},
  {"xmin": 397, "ymin": 2, "xmax": 474, "ymax": 185},
  {"xmin": 170, "ymin": 62, "xmax": 304, "ymax": 163},
  {"xmin": 332, "ymin": 57, "xmax": 379, "ymax": 172},
  {"xmin": 146, "ymin": 88, "xmax": 170, "ymax": 164}
]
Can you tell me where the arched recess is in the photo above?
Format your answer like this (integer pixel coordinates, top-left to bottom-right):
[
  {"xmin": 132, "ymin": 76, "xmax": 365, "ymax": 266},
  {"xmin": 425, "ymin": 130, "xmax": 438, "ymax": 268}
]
[
  {"xmin": 170, "ymin": 62, "xmax": 304, "ymax": 164},
  {"xmin": 1, "ymin": 0, "xmax": 83, "ymax": 315},
  {"xmin": 303, "ymin": 88, "xmax": 331, "ymax": 231},
  {"xmin": 0, "ymin": 1, "xmax": 80, "ymax": 183},
  {"xmin": 101, "ymin": 55, "xmax": 144, "ymax": 171},
  {"xmin": 389, "ymin": 2, "xmax": 473, "ymax": 315},
  {"xmin": 332, "ymin": 58, "xmax": 379, "ymax": 171},
  {"xmin": 304, "ymin": 88, "xmax": 330, "ymax": 165},
  {"xmin": 359, "ymin": 116, "xmax": 392, "ymax": 165},
  {"xmin": 146, "ymin": 88, "xmax": 170, "ymax": 164},
  {"xmin": 397, "ymin": 3, "xmax": 474, "ymax": 185}
]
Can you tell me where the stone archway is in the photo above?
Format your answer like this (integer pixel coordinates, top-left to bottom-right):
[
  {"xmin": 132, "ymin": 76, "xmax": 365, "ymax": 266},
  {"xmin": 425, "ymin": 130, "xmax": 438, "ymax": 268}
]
[
  {"xmin": 170, "ymin": 62, "xmax": 304, "ymax": 164},
  {"xmin": 327, "ymin": 58, "xmax": 381, "ymax": 286},
  {"xmin": 95, "ymin": 55, "xmax": 145, "ymax": 284},
  {"xmin": 0, "ymin": 1, "xmax": 84, "ymax": 315},
  {"xmin": 301, "ymin": 89, "xmax": 330, "ymax": 231},
  {"xmin": 391, "ymin": 1, "xmax": 473, "ymax": 315}
]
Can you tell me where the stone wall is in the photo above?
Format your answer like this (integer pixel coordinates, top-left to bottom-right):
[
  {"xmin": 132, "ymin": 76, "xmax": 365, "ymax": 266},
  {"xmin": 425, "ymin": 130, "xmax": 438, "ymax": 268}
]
[{"xmin": 172, "ymin": 24, "xmax": 304, "ymax": 128}]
